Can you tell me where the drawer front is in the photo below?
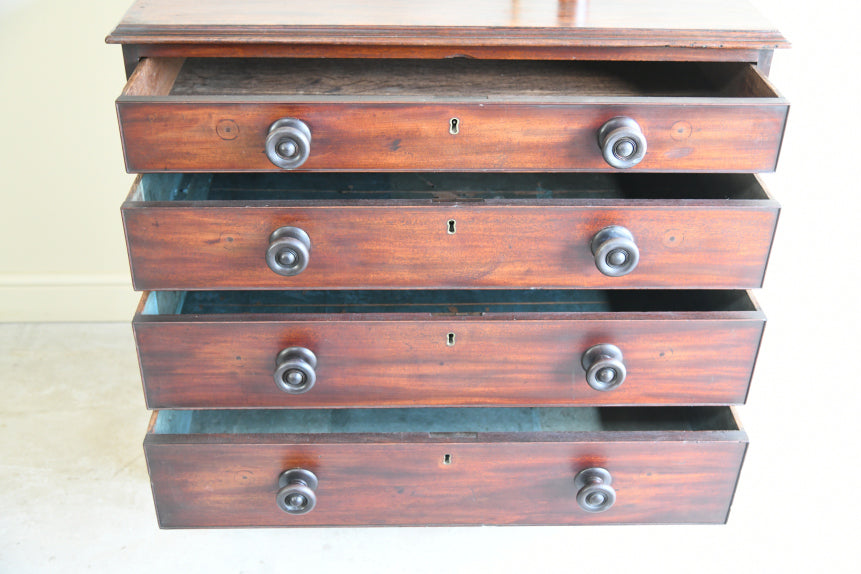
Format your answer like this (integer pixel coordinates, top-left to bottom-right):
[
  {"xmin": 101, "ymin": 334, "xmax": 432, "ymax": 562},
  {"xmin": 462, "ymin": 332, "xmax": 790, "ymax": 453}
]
[
  {"xmin": 145, "ymin": 407, "xmax": 747, "ymax": 527},
  {"xmin": 134, "ymin": 290, "xmax": 765, "ymax": 408},
  {"xmin": 123, "ymin": 174, "xmax": 779, "ymax": 290},
  {"xmin": 117, "ymin": 58, "xmax": 787, "ymax": 173}
]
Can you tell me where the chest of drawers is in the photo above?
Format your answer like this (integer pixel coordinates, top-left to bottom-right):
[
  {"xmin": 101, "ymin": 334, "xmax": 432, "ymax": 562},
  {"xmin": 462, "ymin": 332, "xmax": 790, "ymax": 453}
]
[{"xmin": 108, "ymin": 0, "xmax": 787, "ymax": 527}]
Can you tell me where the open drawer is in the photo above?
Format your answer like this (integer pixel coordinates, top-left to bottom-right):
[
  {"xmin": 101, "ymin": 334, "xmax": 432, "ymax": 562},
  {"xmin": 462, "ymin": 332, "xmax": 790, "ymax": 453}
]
[
  {"xmin": 116, "ymin": 58, "xmax": 787, "ymax": 173},
  {"xmin": 122, "ymin": 172, "xmax": 779, "ymax": 290},
  {"xmin": 145, "ymin": 406, "xmax": 747, "ymax": 527},
  {"xmin": 134, "ymin": 289, "xmax": 765, "ymax": 408}
]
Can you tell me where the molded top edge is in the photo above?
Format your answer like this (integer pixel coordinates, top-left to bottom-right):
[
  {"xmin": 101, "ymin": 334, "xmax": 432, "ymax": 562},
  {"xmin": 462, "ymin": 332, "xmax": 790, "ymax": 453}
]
[{"xmin": 107, "ymin": 0, "xmax": 789, "ymax": 49}]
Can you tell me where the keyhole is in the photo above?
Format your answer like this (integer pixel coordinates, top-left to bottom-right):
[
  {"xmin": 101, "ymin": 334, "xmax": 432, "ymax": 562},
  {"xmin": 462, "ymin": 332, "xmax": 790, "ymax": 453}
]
[
  {"xmin": 443, "ymin": 454, "xmax": 452, "ymax": 465},
  {"xmin": 447, "ymin": 219, "xmax": 456, "ymax": 234},
  {"xmin": 447, "ymin": 332, "xmax": 456, "ymax": 346},
  {"xmin": 449, "ymin": 118, "xmax": 460, "ymax": 135}
]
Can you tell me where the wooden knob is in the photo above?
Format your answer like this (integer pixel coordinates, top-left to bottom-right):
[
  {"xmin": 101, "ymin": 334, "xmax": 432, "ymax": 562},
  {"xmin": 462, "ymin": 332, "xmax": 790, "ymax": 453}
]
[
  {"xmin": 597, "ymin": 117, "xmax": 647, "ymax": 169},
  {"xmin": 575, "ymin": 467, "xmax": 616, "ymax": 513},
  {"xmin": 276, "ymin": 468, "xmax": 318, "ymax": 515},
  {"xmin": 266, "ymin": 226, "xmax": 311, "ymax": 276},
  {"xmin": 274, "ymin": 347, "xmax": 317, "ymax": 394},
  {"xmin": 591, "ymin": 225, "xmax": 639, "ymax": 277},
  {"xmin": 581, "ymin": 344, "xmax": 626, "ymax": 392},
  {"xmin": 265, "ymin": 118, "xmax": 311, "ymax": 169}
]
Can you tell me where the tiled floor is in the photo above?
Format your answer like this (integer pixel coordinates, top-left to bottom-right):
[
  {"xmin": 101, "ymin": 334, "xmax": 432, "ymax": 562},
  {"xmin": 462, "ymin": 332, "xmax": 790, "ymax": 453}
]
[{"xmin": 0, "ymin": 321, "xmax": 855, "ymax": 573}]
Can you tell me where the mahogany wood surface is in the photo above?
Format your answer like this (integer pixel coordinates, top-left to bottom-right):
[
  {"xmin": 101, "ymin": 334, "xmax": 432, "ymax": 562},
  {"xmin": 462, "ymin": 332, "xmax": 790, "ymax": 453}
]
[
  {"xmin": 110, "ymin": 1, "xmax": 788, "ymax": 75},
  {"xmin": 134, "ymin": 300, "xmax": 765, "ymax": 408},
  {"xmin": 144, "ymin": 413, "xmax": 747, "ymax": 527},
  {"xmin": 118, "ymin": 100, "xmax": 787, "ymax": 173},
  {"xmin": 168, "ymin": 59, "xmax": 771, "ymax": 98},
  {"xmin": 120, "ymin": 46, "xmax": 769, "ymax": 78},
  {"xmin": 123, "ymin": 57, "xmax": 183, "ymax": 97},
  {"xmin": 107, "ymin": 0, "xmax": 788, "ymax": 51},
  {"xmin": 116, "ymin": 58, "xmax": 787, "ymax": 173},
  {"xmin": 122, "ymin": 181, "xmax": 779, "ymax": 290},
  {"xmin": 110, "ymin": 0, "xmax": 787, "ymax": 529}
]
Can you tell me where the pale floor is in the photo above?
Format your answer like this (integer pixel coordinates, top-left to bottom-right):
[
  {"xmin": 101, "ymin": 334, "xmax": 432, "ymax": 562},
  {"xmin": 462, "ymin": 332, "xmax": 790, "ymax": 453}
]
[{"xmin": 0, "ymin": 321, "xmax": 856, "ymax": 573}]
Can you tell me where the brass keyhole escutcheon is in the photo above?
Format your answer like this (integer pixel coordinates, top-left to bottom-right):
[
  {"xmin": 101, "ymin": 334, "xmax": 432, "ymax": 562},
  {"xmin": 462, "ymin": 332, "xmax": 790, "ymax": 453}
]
[
  {"xmin": 449, "ymin": 117, "xmax": 460, "ymax": 135},
  {"xmin": 447, "ymin": 219, "xmax": 456, "ymax": 234},
  {"xmin": 447, "ymin": 332, "xmax": 456, "ymax": 346}
]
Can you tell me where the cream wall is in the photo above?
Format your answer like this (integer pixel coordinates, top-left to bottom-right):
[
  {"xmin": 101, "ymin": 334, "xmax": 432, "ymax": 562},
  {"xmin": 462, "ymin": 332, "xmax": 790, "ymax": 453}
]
[
  {"xmin": 0, "ymin": 0, "xmax": 858, "ymax": 331},
  {"xmin": 0, "ymin": 0, "xmax": 137, "ymax": 321}
]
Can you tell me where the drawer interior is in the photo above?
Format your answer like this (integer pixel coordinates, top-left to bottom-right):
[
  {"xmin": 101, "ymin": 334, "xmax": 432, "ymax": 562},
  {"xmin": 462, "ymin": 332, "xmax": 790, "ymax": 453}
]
[
  {"xmin": 158, "ymin": 58, "xmax": 777, "ymax": 99},
  {"xmin": 136, "ymin": 173, "xmax": 771, "ymax": 202},
  {"xmin": 152, "ymin": 406, "xmax": 739, "ymax": 435},
  {"xmin": 141, "ymin": 289, "xmax": 756, "ymax": 316}
]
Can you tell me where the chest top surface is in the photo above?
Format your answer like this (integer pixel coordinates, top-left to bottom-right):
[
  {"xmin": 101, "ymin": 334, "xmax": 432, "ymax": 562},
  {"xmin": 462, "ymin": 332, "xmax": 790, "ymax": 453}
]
[{"xmin": 107, "ymin": 0, "xmax": 787, "ymax": 50}]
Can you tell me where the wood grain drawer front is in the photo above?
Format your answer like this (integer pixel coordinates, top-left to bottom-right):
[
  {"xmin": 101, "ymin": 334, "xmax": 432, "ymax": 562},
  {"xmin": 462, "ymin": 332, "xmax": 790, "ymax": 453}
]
[
  {"xmin": 145, "ymin": 407, "xmax": 747, "ymax": 527},
  {"xmin": 123, "ymin": 173, "xmax": 779, "ymax": 290},
  {"xmin": 134, "ymin": 290, "xmax": 764, "ymax": 408},
  {"xmin": 117, "ymin": 58, "xmax": 787, "ymax": 173}
]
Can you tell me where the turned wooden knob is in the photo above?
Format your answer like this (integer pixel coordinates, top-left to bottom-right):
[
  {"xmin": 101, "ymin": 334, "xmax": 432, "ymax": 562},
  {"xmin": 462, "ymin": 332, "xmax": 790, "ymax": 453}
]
[
  {"xmin": 265, "ymin": 118, "xmax": 312, "ymax": 169},
  {"xmin": 276, "ymin": 468, "xmax": 318, "ymax": 515},
  {"xmin": 266, "ymin": 226, "xmax": 311, "ymax": 276},
  {"xmin": 591, "ymin": 225, "xmax": 639, "ymax": 277},
  {"xmin": 581, "ymin": 344, "xmax": 626, "ymax": 392},
  {"xmin": 598, "ymin": 117, "xmax": 646, "ymax": 169},
  {"xmin": 575, "ymin": 467, "xmax": 616, "ymax": 513},
  {"xmin": 274, "ymin": 347, "xmax": 317, "ymax": 394}
]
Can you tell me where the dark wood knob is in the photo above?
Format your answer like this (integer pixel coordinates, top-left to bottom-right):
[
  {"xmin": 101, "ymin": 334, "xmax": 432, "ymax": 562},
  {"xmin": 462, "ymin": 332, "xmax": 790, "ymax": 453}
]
[
  {"xmin": 575, "ymin": 467, "xmax": 616, "ymax": 513},
  {"xmin": 591, "ymin": 225, "xmax": 639, "ymax": 277},
  {"xmin": 581, "ymin": 343, "xmax": 626, "ymax": 392},
  {"xmin": 274, "ymin": 347, "xmax": 317, "ymax": 394},
  {"xmin": 597, "ymin": 117, "xmax": 646, "ymax": 168},
  {"xmin": 265, "ymin": 118, "xmax": 312, "ymax": 169},
  {"xmin": 276, "ymin": 468, "xmax": 318, "ymax": 515},
  {"xmin": 266, "ymin": 226, "xmax": 311, "ymax": 276}
]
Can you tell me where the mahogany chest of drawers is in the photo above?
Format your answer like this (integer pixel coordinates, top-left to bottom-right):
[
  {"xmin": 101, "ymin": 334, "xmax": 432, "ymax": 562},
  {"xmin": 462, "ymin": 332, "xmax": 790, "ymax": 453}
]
[{"xmin": 108, "ymin": 0, "xmax": 788, "ymax": 527}]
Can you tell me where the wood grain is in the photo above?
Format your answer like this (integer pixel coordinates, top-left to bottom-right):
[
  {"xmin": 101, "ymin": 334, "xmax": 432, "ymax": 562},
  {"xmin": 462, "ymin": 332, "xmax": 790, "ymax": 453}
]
[
  {"xmin": 118, "ymin": 101, "xmax": 788, "ymax": 173},
  {"xmin": 168, "ymin": 59, "xmax": 749, "ymax": 98},
  {"xmin": 121, "ymin": 45, "xmax": 766, "ymax": 77},
  {"xmin": 116, "ymin": 58, "xmax": 787, "ymax": 173},
  {"xmin": 122, "ymin": 57, "xmax": 184, "ymax": 97},
  {"xmin": 107, "ymin": 0, "xmax": 789, "ymax": 51},
  {"xmin": 144, "ymin": 410, "xmax": 747, "ymax": 526},
  {"xmin": 134, "ymin": 298, "xmax": 765, "ymax": 408},
  {"xmin": 109, "ymin": 0, "xmax": 785, "ymax": 530},
  {"xmin": 122, "ymin": 179, "xmax": 779, "ymax": 290}
]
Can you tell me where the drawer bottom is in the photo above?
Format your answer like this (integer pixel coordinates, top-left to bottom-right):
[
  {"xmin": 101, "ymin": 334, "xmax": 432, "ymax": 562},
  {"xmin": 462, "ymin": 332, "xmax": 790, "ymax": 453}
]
[{"xmin": 145, "ymin": 407, "xmax": 747, "ymax": 527}]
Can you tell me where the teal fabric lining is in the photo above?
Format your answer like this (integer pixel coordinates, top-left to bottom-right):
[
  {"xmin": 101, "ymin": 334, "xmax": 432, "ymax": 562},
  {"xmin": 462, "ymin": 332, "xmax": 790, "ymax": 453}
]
[
  {"xmin": 152, "ymin": 407, "xmax": 736, "ymax": 435},
  {"xmin": 140, "ymin": 289, "xmax": 754, "ymax": 316},
  {"xmin": 136, "ymin": 172, "xmax": 768, "ymax": 203}
]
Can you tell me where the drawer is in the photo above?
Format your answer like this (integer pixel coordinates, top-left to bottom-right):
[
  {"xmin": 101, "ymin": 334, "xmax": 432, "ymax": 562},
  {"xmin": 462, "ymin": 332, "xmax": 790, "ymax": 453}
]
[
  {"xmin": 117, "ymin": 58, "xmax": 787, "ymax": 173},
  {"xmin": 122, "ymin": 173, "xmax": 779, "ymax": 290},
  {"xmin": 145, "ymin": 406, "xmax": 747, "ymax": 527},
  {"xmin": 134, "ymin": 289, "xmax": 764, "ymax": 408}
]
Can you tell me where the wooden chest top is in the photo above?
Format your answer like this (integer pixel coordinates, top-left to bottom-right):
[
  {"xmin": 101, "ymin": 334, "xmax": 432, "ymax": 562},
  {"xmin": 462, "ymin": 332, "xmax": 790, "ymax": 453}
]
[{"xmin": 107, "ymin": 0, "xmax": 788, "ymax": 51}]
